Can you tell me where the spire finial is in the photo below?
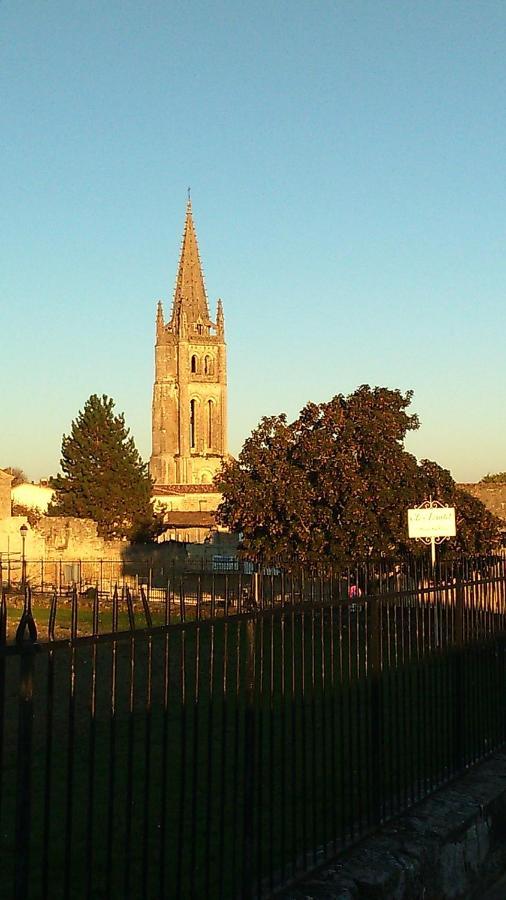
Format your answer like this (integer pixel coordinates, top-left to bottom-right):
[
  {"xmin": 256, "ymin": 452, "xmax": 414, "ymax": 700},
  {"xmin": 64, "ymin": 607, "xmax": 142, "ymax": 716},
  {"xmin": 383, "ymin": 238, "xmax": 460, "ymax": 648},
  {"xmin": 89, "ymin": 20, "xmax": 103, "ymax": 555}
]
[
  {"xmin": 187, "ymin": 186, "xmax": 191, "ymax": 205},
  {"xmin": 156, "ymin": 299, "xmax": 164, "ymax": 335}
]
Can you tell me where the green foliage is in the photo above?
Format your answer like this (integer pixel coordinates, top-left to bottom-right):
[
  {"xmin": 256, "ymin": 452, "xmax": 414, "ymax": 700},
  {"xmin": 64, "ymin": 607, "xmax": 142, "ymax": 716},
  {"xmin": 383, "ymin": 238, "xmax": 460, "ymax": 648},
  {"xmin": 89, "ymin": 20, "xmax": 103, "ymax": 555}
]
[
  {"xmin": 217, "ymin": 386, "xmax": 501, "ymax": 567},
  {"xmin": 11, "ymin": 503, "xmax": 41, "ymax": 527},
  {"xmin": 480, "ymin": 471, "xmax": 506, "ymax": 484},
  {"xmin": 48, "ymin": 394, "xmax": 161, "ymax": 542}
]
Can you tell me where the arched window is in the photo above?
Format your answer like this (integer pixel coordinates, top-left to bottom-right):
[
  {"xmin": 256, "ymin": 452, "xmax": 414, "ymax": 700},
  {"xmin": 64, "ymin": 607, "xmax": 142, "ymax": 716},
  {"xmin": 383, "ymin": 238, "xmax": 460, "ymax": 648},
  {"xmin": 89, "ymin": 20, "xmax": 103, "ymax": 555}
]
[
  {"xmin": 204, "ymin": 355, "xmax": 213, "ymax": 375},
  {"xmin": 207, "ymin": 400, "xmax": 213, "ymax": 448},
  {"xmin": 191, "ymin": 355, "xmax": 197, "ymax": 374},
  {"xmin": 190, "ymin": 399, "xmax": 196, "ymax": 449}
]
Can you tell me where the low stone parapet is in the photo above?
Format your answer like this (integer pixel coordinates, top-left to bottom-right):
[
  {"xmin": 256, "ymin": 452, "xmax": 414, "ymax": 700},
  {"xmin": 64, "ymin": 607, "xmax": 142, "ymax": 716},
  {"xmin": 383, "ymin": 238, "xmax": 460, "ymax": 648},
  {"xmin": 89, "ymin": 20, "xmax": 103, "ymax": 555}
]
[{"xmin": 280, "ymin": 751, "xmax": 506, "ymax": 899}]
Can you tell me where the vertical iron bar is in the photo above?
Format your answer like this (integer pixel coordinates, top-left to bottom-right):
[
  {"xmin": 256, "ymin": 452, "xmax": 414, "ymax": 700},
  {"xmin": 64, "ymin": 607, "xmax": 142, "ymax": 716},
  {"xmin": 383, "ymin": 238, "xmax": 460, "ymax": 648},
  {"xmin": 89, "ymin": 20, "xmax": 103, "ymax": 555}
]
[
  {"xmin": 279, "ymin": 595, "xmax": 286, "ymax": 884},
  {"xmin": 159, "ymin": 589, "xmax": 171, "ymax": 898},
  {"xmin": 189, "ymin": 617, "xmax": 201, "ymax": 898},
  {"xmin": 255, "ymin": 614, "xmax": 264, "ymax": 892},
  {"xmin": 369, "ymin": 594, "xmax": 383, "ymax": 826},
  {"xmin": 124, "ymin": 589, "xmax": 136, "ymax": 899},
  {"xmin": 175, "ymin": 626, "xmax": 187, "ymax": 897},
  {"xmin": 141, "ymin": 624, "xmax": 153, "ymax": 898},
  {"xmin": 300, "ymin": 605, "xmax": 308, "ymax": 867},
  {"xmin": 217, "ymin": 619, "xmax": 229, "ymax": 897},
  {"xmin": 204, "ymin": 618, "xmax": 216, "ymax": 898},
  {"xmin": 346, "ymin": 601, "xmax": 355, "ymax": 839},
  {"xmin": 63, "ymin": 587, "xmax": 78, "ymax": 899},
  {"xmin": 231, "ymin": 617, "xmax": 242, "ymax": 895},
  {"xmin": 105, "ymin": 585, "xmax": 119, "ymax": 897},
  {"xmin": 0, "ymin": 593, "xmax": 6, "ymax": 862},
  {"xmin": 290, "ymin": 605, "xmax": 297, "ymax": 874},
  {"xmin": 85, "ymin": 588, "xmax": 99, "ymax": 899},
  {"xmin": 338, "ymin": 601, "xmax": 346, "ymax": 847},
  {"xmin": 355, "ymin": 597, "xmax": 364, "ymax": 834},
  {"xmin": 329, "ymin": 602, "xmax": 337, "ymax": 854},
  {"xmin": 242, "ymin": 616, "xmax": 256, "ymax": 899},
  {"xmin": 268, "ymin": 607, "xmax": 275, "ymax": 892},
  {"xmin": 453, "ymin": 574, "xmax": 465, "ymax": 774},
  {"xmin": 310, "ymin": 602, "xmax": 317, "ymax": 864},
  {"xmin": 14, "ymin": 641, "xmax": 37, "ymax": 900},
  {"xmin": 320, "ymin": 603, "xmax": 328, "ymax": 858}
]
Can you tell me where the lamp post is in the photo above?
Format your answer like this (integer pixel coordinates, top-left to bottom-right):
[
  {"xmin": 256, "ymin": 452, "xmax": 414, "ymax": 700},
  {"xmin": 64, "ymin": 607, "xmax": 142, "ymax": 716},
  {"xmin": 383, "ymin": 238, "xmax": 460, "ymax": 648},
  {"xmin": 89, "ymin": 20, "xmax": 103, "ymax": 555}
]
[{"xmin": 20, "ymin": 523, "xmax": 28, "ymax": 592}]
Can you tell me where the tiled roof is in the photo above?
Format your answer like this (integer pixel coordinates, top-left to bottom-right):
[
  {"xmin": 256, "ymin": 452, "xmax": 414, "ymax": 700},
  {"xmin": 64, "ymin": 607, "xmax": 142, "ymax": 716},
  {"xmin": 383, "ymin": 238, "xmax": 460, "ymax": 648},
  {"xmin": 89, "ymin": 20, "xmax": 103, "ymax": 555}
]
[
  {"xmin": 163, "ymin": 511, "xmax": 216, "ymax": 527},
  {"xmin": 153, "ymin": 484, "xmax": 220, "ymax": 496}
]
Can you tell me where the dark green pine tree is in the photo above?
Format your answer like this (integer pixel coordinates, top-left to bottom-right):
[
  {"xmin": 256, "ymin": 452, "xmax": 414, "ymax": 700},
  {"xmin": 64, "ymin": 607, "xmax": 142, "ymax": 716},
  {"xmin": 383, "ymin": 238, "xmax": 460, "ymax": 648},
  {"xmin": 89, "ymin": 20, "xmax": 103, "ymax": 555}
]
[{"xmin": 48, "ymin": 394, "xmax": 159, "ymax": 541}]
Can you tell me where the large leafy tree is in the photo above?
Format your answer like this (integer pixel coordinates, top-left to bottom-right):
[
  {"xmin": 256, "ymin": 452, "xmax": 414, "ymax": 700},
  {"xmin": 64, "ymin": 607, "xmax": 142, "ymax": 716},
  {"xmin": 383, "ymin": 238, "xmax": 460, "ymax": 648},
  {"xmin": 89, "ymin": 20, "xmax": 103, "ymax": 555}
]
[
  {"xmin": 218, "ymin": 386, "xmax": 421, "ymax": 567},
  {"xmin": 48, "ymin": 394, "xmax": 159, "ymax": 541},
  {"xmin": 217, "ymin": 386, "xmax": 500, "ymax": 567}
]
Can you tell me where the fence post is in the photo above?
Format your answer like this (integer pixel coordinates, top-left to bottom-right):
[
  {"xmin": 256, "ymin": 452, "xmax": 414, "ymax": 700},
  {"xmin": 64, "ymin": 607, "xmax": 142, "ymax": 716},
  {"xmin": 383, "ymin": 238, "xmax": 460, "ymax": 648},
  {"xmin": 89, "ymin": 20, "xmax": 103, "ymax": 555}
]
[{"xmin": 369, "ymin": 594, "xmax": 383, "ymax": 825}]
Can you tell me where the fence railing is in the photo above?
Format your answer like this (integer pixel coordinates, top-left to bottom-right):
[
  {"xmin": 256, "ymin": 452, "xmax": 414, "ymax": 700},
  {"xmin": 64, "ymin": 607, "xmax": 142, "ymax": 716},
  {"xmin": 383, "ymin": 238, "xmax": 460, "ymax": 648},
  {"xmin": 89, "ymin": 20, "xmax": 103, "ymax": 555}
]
[{"xmin": 1, "ymin": 554, "xmax": 506, "ymax": 898}]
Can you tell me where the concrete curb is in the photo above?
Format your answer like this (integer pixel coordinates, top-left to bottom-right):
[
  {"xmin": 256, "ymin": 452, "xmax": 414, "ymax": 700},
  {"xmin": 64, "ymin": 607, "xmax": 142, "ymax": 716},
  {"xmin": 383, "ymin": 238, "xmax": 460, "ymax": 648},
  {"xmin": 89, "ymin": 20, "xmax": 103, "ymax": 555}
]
[{"xmin": 278, "ymin": 751, "xmax": 506, "ymax": 899}]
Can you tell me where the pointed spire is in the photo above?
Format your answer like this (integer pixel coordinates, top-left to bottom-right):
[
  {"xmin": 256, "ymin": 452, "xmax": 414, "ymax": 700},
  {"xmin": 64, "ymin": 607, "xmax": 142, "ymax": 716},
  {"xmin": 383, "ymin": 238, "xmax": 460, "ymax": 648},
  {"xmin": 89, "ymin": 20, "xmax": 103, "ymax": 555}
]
[{"xmin": 169, "ymin": 198, "xmax": 211, "ymax": 330}]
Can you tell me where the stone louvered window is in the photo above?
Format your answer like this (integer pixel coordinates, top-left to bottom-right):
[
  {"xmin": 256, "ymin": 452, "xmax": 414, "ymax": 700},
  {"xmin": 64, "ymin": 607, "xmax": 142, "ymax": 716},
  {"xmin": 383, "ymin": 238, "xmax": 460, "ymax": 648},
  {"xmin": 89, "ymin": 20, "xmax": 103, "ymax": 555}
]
[
  {"xmin": 207, "ymin": 400, "xmax": 213, "ymax": 448},
  {"xmin": 190, "ymin": 399, "xmax": 196, "ymax": 448}
]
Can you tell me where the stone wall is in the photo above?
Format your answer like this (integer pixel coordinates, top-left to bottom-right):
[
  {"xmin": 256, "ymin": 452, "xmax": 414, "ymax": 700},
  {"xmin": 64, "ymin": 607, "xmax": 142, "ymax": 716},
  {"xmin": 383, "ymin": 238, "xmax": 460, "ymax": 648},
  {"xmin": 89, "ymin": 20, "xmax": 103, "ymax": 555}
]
[
  {"xmin": 459, "ymin": 483, "xmax": 506, "ymax": 525},
  {"xmin": 35, "ymin": 517, "xmax": 123, "ymax": 559},
  {"xmin": 0, "ymin": 513, "xmax": 236, "ymax": 587},
  {"xmin": 0, "ymin": 516, "xmax": 123, "ymax": 585},
  {"xmin": 279, "ymin": 751, "xmax": 506, "ymax": 899}
]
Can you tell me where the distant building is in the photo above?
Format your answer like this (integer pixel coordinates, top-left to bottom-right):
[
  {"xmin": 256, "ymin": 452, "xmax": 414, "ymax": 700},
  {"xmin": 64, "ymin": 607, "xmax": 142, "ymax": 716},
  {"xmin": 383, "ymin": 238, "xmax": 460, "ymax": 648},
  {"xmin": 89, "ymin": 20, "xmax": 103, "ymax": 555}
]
[
  {"xmin": 150, "ymin": 199, "xmax": 228, "ymax": 541},
  {"xmin": 0, "ymin": 470, "xmax": 12, "ymax": 520},
  {"xmin": 11, "ymin": 482, "xmax": 54, "ymax": 513}
]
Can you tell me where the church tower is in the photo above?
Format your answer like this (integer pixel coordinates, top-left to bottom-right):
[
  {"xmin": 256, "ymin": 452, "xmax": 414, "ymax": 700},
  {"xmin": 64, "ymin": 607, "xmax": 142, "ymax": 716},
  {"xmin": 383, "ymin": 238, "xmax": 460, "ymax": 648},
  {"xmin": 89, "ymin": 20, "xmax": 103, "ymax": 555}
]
[{"xmin": 150, "ymin": 200, "xmax": 228, "ymax": 487}]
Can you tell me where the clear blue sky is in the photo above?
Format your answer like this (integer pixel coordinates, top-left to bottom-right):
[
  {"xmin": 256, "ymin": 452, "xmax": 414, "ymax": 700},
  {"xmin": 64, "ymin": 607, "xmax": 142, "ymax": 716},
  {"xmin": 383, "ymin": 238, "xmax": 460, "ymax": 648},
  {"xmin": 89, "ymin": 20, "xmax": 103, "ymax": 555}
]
[{"xmin": 2, "ymin": 1, "xmax": 505, "ymax": 483}]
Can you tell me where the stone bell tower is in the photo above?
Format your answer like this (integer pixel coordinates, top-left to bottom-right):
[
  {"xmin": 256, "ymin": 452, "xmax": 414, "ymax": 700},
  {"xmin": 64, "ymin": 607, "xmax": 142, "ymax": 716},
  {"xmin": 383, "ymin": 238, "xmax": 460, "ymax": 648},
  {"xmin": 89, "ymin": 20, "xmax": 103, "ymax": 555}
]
[{"xmin": 150, "ymin": 200, "xmax": 228, "ymax": 486}]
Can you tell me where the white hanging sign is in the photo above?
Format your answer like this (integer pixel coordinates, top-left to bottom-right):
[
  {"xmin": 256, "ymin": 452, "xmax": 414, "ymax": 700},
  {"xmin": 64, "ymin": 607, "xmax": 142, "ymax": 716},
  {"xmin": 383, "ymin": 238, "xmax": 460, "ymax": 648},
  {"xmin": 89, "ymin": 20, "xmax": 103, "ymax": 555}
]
[{"xmin": 407, "ymin": 506, "xmax": 456, "ymax": 539}]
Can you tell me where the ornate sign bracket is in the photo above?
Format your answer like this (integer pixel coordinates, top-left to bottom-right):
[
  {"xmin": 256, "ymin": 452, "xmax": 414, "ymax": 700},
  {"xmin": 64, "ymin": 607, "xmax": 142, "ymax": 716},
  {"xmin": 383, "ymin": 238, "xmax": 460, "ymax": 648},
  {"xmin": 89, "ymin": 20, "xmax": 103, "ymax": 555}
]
[{"xmin": 407, "ymin": 496, "xmax": 456, "ymax": 569}]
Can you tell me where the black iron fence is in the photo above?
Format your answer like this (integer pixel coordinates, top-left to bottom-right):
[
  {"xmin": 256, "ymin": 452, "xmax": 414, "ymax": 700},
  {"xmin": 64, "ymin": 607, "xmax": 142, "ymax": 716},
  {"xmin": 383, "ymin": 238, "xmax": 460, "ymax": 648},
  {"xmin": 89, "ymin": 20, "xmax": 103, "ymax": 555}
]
[{"xmin": 1, "ymin": 554, "xmax": 506, "ymax": 898}]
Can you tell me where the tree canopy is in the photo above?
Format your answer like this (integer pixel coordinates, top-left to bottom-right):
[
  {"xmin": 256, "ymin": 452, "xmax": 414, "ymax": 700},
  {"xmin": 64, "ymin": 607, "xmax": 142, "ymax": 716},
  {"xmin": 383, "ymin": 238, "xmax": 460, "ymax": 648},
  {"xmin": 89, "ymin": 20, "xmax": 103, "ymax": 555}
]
[
  {"xmin": 480, "ymin": 471, "xmax": 506, "ymax": 484},
  {"xmin": 3, "ymin": 467, "xmax": 26, "ymax": 487},
  {"xmin": 48, "ymin": 394, "xmax": 160, "ymax": 541},
  {"xmin": 217, "ymin": 386, "xmax": 500, "ymax": 567}
]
